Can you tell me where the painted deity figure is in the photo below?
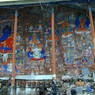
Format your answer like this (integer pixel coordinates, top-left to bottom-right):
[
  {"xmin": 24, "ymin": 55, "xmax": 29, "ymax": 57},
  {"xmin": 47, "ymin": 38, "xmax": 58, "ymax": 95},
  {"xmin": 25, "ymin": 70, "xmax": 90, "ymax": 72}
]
[
  {"xmin": 27, "ymin": 34, "xmax": 45, "ymax": 60},
  {"xmin": 62, "ymin": 22, "xmax": 73, "ymax": 37},
  {"xmin": 61, "ymin": 22, "xmax": 74, "ymax": 46},
  {"xmin": 0, "ymin": 25, "xmax": 13, "ymax": 62},
  {"xmin": 75, "ymin": 16, "xmax": 92, "ymax": 48},
  {"xmin": 61, "ymin": 22, "xmax": 75, "ymax": 64},
  {"xmin": 75, "ymin": 16, "xmax": 94, "ymax": 64},
  {"xmin": 75, "ymin": 16, "xmax": 90, "ymax": 34}
]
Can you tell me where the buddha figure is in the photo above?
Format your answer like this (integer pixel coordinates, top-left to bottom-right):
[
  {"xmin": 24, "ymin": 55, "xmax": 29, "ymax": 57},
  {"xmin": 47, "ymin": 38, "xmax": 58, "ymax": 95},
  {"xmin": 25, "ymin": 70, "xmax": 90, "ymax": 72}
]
[
  {"xmin": 75, "ymin": 16, "xmax": 90, "ymax": 34},
  {"xmin": 62, "ymin": 22, "xmax": 73, "ymax": 38}
]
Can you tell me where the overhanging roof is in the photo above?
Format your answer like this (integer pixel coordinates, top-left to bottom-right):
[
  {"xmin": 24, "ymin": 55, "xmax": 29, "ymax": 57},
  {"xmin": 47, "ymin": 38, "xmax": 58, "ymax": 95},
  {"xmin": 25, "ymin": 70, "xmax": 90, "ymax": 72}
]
[
  {"xmin": 0, "ymin": 0, "xmax": 95, "ymax": 7},
  {"xmin": 0, "ymin": 0, "xmax": 71, "ymax": 6}
]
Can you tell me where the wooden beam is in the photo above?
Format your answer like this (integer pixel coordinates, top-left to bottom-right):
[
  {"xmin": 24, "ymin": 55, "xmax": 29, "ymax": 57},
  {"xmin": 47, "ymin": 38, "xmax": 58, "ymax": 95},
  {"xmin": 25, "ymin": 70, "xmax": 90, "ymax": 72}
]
[
  {"xmin": 11, "ymin": 10, "xmax": 18, "ymax": 87},
  {"xmin": 51, "ymin": 8, "xmax": 56, "ymax": 75},
  {"xmin": 88, "ymin": 6, "xmax": 95, "ymax": 57}
]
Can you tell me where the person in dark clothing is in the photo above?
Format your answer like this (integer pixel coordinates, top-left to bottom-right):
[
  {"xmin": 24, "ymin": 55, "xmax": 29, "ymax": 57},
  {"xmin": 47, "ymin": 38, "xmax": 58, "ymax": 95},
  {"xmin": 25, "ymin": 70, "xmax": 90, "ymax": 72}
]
[
  {"xmin": 51, "ymin": 80, "xmax": 58, "ymax": 95},
  {"xmin": 71, "ymin": 88, "xmax": 77, "ymax": 95},
  {"xmin": 39, "ymin": 84, "xmax": 43, "ymax": 95},
  {"xmin": 8, "ymin": 77, "xmax": 11, "ymax": 87},
  {"xmin": 39, "ymin": 83, "xmax": 47, "ymax": 95}
]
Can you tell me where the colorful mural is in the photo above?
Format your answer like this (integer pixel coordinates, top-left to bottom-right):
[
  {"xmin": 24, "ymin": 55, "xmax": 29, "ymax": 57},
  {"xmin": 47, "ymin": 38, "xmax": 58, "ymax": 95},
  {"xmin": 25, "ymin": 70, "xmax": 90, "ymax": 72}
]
[
  {"xmin": 0, "ymin": 8, "xmax": 94, "ymax": 76},
  {"xmin": 0, "ymin": 25, "xmax": 13, "ymax": 75}
]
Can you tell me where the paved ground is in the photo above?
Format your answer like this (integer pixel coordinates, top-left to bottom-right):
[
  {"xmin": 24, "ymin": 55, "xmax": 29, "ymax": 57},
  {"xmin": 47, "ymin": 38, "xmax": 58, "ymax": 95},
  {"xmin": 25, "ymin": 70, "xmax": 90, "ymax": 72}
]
[
  {"xmin": 9, "ymin": 87, "xmax": 37, "ymax": 95},
  {"xmin": 1, "ymin": 87, "xmax": 95, "ymax": 95}
]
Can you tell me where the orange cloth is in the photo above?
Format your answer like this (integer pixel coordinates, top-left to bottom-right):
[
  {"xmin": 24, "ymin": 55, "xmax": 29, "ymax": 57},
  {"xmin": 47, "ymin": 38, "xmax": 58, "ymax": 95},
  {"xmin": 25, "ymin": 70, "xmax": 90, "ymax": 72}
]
[
  {"xmin": 77, "ymin": 28, "xmax": 88, "ymax": 31},
  {"xmin": 75, "ymin": 81, "xmax": 85, "ymax": 86}
]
